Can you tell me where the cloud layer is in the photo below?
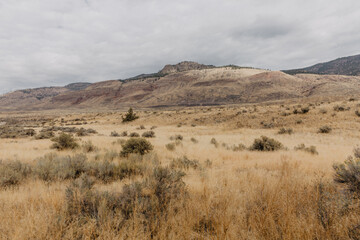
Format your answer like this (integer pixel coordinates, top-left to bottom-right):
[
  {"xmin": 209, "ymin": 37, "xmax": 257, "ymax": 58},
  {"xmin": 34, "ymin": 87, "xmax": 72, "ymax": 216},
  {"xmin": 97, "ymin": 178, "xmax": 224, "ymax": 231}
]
[{"xmin": 1, "ymin": 0, "xmax": 360, "ymax": 93}]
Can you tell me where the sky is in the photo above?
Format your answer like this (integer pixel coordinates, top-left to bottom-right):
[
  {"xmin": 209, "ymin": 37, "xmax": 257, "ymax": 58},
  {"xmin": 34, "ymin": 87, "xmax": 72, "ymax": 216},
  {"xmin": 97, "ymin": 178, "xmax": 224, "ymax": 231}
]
[{"xmin": 1, "ymin": 0, "xmax": 360, "ymax": 93}]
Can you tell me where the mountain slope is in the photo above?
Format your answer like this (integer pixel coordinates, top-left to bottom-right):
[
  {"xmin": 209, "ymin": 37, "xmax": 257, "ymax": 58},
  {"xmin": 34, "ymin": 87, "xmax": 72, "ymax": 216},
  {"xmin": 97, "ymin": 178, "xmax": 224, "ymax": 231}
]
[
  {"xmin": 283, "ymin": 54, "xmax": 360, "ymax": 75},
  {"xmin": 1, "ymin": 61, "xmax": 360, "ymax": 111}
]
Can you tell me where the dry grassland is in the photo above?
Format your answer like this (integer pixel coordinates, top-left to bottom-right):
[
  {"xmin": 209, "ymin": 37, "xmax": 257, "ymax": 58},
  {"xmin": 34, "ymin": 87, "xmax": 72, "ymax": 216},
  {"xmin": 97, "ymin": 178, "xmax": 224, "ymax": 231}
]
[{"xmin": 0, "ymin": 99, "xmax": 360, "ymax": 239}]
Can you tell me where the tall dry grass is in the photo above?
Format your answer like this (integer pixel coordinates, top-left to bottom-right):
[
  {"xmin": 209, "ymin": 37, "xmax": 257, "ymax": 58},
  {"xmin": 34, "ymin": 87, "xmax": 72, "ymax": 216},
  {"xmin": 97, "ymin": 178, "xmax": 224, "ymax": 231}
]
[{"xmin": 0, "ymin": 100, "xmax": 360, "ymax": 239}]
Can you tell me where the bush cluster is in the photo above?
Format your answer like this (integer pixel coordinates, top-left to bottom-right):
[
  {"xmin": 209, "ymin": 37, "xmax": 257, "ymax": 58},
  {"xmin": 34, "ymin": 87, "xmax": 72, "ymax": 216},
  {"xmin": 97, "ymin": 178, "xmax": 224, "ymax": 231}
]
[
  {"xmin": 250, "ymin": 136, "xmax": 283, "ymax": 151},
  {"xmin": 142, "ymin": 130, "xmax": 155, "ymax": 138},
  {"xmin": 51, "ymin": 133, "xmax": 79, "ymax": 150},
  {"xmin": 294, "ymin": 144, "xmax": 318, "ymax": 155},
  {"xmin": 120, "ymin": 138, "xmax": 153, "ymax": 157},
  {"xmin": 278, "ymin": 128, "xmax": 293, "ymax": 135},
  {"xmin": 65, "ymin": 166, "xmax": 186, "ymax": 235},
  {"xmin": 318, "ymin": 126, "xmax": 332, "ymax": 134}
]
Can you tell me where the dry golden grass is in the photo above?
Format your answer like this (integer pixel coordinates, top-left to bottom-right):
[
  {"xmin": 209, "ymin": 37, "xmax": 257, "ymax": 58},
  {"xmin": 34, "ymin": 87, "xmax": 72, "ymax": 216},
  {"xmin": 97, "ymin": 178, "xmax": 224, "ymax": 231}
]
[{"xmin": 0, "ymin": 99, "xmax": 360, "ymax": 239}]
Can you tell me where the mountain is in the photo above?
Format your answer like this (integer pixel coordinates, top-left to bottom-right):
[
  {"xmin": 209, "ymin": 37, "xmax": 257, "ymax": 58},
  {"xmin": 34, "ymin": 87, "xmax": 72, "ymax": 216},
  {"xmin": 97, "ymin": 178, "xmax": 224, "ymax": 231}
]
[
  {"xmin": 0, "ymin": 82, "xmax": 91, "ymax": 111},
  {"xmin": 1, "ymin": 61, "xmax": 360, "ymax": 111},
  {"xmin": 283, "ymin": 54, "xmax": 360, "ymax": 75}
]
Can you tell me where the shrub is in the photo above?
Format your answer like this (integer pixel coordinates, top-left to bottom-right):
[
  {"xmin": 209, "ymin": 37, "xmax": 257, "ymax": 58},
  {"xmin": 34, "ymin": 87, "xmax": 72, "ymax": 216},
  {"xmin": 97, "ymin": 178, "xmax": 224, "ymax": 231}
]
[
  {"xmin": 210, "ymin": 138, "xmax": 219, "ymax": 148},
  {"xmin": 355, "ymin": 110, "xmax": 360, "ymax": 117},
  {"xmin": 0, "ymin": 127, "xmax": 36, "ymax": 139},
  {"xmin": 294, "ymin": 144, "xmax": 318, "ymax": 155},
  {"xmin": 278, "ymin": 128, "xmax": 293, "ymax": 135},
  {"xmin": 0, "ymin": 161, "xmax": 31, "ymax": 188},
  {"xmin": 65, "ymin": 166, "xmax": 186, "ymax": 233},
  {"xmin": 318, "ymin": 126, "xmax": 332, "ymax": 134},
  {"xmin": 261, "ymin": 122, "xmax": 274, "ymax": 129},
  {"xmin": 142, "ymin": 131, "xmax": 155, "ymax": 138},
  {"xmin": 333, "ymin": 105, "xmax": 345, "ymax": 112},
  {"xmin": 139, "ymin": 125, "xmax": 145, "ymax": 130},
  {"xmin": 120, "ymin": 131, "xmax": 128, "ymax": 137},
  {"xmin": 76, "ymin": 128, "xmax": 88, "ymax": 136},
  {"xmin": 170, "ymin": 156, "xmax": 200, "ymax": 170},
  {"xmin": 120, "ymin": 138, "xmax": 153, "ymax": 157},
  {"xmin": 319, "ymin": 109, "xmax": 328, "ymax": 114},
  {"xmin": 103, "ymin": 150, "xmax": 119, "ymax": 161},
  {"xmin": 51, "ymin": 133, "xmax": 79, "ymax": 150},
  {"xmin": 293, "ymin": 107, "xmax": 310, "ymax": 114},
  {"xmin": 129, "ymin": 132, "xmax": 140, "ymax": 137},
  {"xmin": 333, "ymin": 157, "xmax": 360, "ymax": 196},
  {"xmin": 354, "ymin": 147, "xmax": 360, "ymax": 158},
  {"xmin": 87, "ymin": 159, "xmax": 143, "ymax": 183},
  {"xmin": 166, "ymin": 143, "xmax": 176, "ymax": 151},
  {"xmin": 250, "ymin": 136, "xmax": 283, "ymax": 151},
  {"xmin": 190, "ymin": 137, "xmax": 198, "ymax": 143},
  {"xmin": 35, "ymin": 131, "xmax": 54, "ymax": 139},
  {"xmin": 170, "ymin": 135, "xmax": 183, "ymax": 141},
  {"xmin": 122, "ymin": 108, "xmax": 139, "ymax": 123},
  {"xmin": 82, "ymin": 140, "xmax": 97, "ymax": 153},
  {"xmin": 65, "ymin": 174, "xmax": 99, "ymax": 219},
  {"xmin": 110, "ymin": 131, "xmax": 120, "ymax": 137},
  {"xmin": 35, "ymin": 154, "xmax": 87, "ymax": 182},
  {"xmin": 228, "ymin": 143, "xmax": 246, "ymax": 151}
]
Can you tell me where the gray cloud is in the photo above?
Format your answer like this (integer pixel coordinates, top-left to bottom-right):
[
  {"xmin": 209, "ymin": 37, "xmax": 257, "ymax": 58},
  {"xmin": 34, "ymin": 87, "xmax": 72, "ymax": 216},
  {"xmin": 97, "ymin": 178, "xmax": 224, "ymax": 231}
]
[{"xmin": 1, "ymin": 0, "xmax": 360, "ymax": 93}]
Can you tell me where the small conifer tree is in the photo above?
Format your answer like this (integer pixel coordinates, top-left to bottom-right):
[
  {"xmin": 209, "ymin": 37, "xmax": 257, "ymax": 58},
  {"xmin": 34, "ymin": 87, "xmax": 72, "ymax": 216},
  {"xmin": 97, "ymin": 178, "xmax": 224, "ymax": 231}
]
[{"xmin": 122, "ymin": 108, "xmax": 139, "ymax": 122}]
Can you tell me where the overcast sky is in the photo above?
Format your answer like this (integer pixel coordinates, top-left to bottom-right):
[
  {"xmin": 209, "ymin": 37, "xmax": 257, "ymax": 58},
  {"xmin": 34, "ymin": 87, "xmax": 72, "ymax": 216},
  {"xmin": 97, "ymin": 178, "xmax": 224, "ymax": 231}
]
[{"xmin": 1, "ymin": 0, "xmax": 360, "ymax": 93}]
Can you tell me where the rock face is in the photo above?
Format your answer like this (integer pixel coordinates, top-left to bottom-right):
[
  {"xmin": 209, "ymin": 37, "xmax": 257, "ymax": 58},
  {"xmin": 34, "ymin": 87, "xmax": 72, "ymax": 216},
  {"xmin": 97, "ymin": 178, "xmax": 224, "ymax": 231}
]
[
  {"xmin": 159, "ymin": 61, "xmax": 215, "ymax": 74},
  {"xmin": 1, "ymin": 60, "xmax": 360, "ymax": 111},
  {"xmin": 283, "ymin": 54, "xmax": 360, "ymax": 76}
]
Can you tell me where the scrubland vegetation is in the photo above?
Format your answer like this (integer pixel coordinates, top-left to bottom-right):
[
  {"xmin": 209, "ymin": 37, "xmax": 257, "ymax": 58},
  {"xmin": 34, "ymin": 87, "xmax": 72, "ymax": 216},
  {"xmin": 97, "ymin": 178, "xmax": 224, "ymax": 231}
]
[{"xmin": 1, "ymin": 99, "xmax": 360, "ymax": 239}]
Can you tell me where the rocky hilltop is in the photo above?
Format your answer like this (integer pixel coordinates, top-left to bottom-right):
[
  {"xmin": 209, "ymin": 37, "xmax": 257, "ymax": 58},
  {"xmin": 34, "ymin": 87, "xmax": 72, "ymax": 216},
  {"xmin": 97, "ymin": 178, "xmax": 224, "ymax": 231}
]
[{"xmin": 159, "ymin": 61, "xmax": 215, "ymax": 75}]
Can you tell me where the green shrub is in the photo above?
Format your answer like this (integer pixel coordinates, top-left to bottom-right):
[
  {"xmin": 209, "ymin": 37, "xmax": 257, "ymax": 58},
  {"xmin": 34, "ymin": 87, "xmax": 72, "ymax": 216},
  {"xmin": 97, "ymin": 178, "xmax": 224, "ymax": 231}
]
[
  {"xmin": 122, "ymin": 108, "xmax": 139, "ymax": 123},
  {"xmin": 250, "ymin": 136, "xmax": 283, "ymax": 151},
  {"xmin": 318, "ymin": 126, "xmax": 332, "ymax": 134},
  {"xmin": 51, "ymin": 133, "xmax": 79, "ymax": 150},
  {"xmin": 120, "ymin": 138, "xmax": 153, "ymax": 157},
  {"xmin": 142, "ymin": 131, "xmax": 155, "ymax": 138}
]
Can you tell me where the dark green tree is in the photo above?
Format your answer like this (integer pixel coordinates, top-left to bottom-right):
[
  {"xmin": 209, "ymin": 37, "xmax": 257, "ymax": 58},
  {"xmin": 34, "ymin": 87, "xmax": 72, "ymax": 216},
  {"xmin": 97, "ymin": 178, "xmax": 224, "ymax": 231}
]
[{"xmin": 122, "ymin": 108, "xmax": 139, "ymax": 123}]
